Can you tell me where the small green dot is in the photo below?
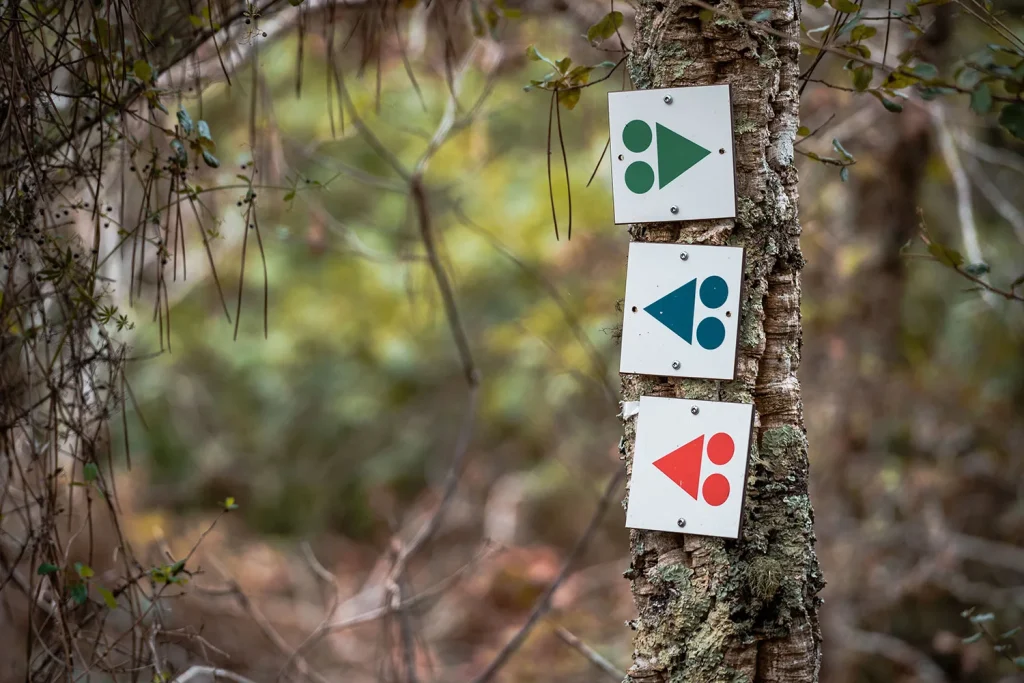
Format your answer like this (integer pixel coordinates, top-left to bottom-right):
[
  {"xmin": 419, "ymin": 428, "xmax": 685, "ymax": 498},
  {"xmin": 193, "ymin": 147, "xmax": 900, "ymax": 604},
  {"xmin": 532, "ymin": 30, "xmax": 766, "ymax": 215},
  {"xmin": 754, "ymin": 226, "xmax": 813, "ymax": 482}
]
[
  {"xmin": 623, "ymin": 120, "xmax": 652, "ymax": 153},
  {"xmin": 625, "ymin": 161, "xmax": 655, "ymax": 194}
]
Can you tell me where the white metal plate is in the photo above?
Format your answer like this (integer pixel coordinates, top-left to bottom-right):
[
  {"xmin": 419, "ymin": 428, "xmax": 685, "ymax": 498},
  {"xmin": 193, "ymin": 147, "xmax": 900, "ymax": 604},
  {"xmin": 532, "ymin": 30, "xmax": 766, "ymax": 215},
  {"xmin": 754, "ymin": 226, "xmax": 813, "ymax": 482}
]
[
  {"xmin": 620, "ymin": 242, "xmax": 744, "ymax": 380},
  {"xmin": 608, "ymin": 85, "xmax": 736, "ymax": 224},
  {"xmin": 626, "ymin": 396, "xmax": 754, "ymax": 539}
]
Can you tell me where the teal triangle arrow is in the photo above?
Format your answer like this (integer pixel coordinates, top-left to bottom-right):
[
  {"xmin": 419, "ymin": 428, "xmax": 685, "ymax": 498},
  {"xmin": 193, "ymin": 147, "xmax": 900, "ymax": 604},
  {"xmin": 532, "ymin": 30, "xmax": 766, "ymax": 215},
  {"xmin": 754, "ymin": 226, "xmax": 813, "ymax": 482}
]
[
  {"xmin": 656, "ymin": 123, "xmax": 711, "ymax": 189},
  {"xmin": 644, "ymin": 279, "xmax": 696, "ymax": 343}
]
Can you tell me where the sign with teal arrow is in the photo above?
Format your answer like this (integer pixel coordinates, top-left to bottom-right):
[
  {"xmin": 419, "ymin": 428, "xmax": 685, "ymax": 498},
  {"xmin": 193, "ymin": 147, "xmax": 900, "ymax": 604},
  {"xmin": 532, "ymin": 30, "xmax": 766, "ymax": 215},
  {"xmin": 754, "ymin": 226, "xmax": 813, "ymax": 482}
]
[
  {"xmin": 608, "ymin": 85, "xmax": 736, "ymax": 224},
  {"xmin": 620, "ymin": 243, "xmax": 744, "ymax": 380}
]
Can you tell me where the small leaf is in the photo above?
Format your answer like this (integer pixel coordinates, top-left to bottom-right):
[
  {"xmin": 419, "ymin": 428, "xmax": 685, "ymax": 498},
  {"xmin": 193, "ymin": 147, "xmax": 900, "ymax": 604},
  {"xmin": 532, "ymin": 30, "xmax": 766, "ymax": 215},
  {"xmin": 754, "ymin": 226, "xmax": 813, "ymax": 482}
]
[
  {"xmin": 74, "ymin": 562, "xmax": 94, "ymax": 579},
  {"xmin": 223, "ymin": 496, "xmax": 239, "ymax": 511},
  {"xmin": 807, "ymin": 0, "xmax": 826, "ymax": 7},
  {"xmin": 97, "ymin": 586, "xmax": 118, "ymax": 609},
  {"xmin": 133, "ymin": 59, "xmax": 153, "ymax": 83},
  {"xmin": 850, "ymin": 25, "xmax": 877, "ymax": 41},
  {"xmin": 558, "ymin": 88, "xmax": 581, "ymax": 110},
  {"xmin": 37, "ymin": 563, "xmax": 59, "ymax": 576},
  {"xmin": 170, "ymin": 139, "xmax": 188, "ymax": 166},
  {"xmin": 927, "ymin": 241, "xmax": 965, "ymax": 268},
  {"xmin": 970, "ymin": 612, "xmax": 996, "ymax": 623},
  {"xmin": 70, "ymin": 583, "xmax": 88, "ymax": 605},
  {"xmin": 525, "ymin": 45, "xmax": 555, "ymax": 67},
  {"xmin": 832, "ymin": 137, "xmax": 854, "ymax": 161},
  {"xmin": 840, "ymin": 166, "xmax": 850, "ymax": 182},
  {"xmin": 586, "ymin": 11, "xmax": 624, "ymax": 44},
  {"xmin": 852, "ymin": 64, "xmax": 873, "ymax": 91},
  {"xmin": 1001, "ymin": 626, "xmax": 1022, "ymax": 638},
  {"xmin": 962, "ymin": 632, "xmax": 984, "ymax": 644},
  {"xmin": 963, "ymin": 262, "xmax": 990, "ymax": 276},
  {"xmin": 83, "ymin": 462, "xmax": 99, "ymax": 482},
  {"xmin": 828, "ymin": 0, "xmax": 860, "ymax": 13},
  {"xmin": 869, "ymin": 90, "xmax": 904, "ymax": 112},
  {"xmin": 197, "ymin": 120, "xmax": 212, "ymax": 140},
  {"xmin": 555, "ymin": 56, "xmax": 572, "ymax": 74},
  {"xmin": 970, "ymin": 83, "xmax": 993, "ymax": 115},
  {"xmin": 911, "ymin": 62, "xmax": 938, "ymax": 80},
  {"xmin": 752, "ymin": 9, "xmax": 772, "ymax": 20},
  {"xmin": 999, "ymin": 103, "xmax": 1024, "ymax": 139},
  {"xmin": 797, "ymin": 125, "xmax": 811, "ymax": 137},
  {"xmin": 283, "ymin": 190, "xmax": 296, "ymax": 202},
  {"xmin": 188, "ymin": 14, "xmax": 203, "ymax": 28},
  {"xmin": 169, "ymin": 559, "xmax": 186, "ymax": 576},
  {"xmin": 176, "ymin": 109, "xmax": 194, "ymax": 135},
  {"xmin": 202, "ymin": 151, "xmax": 220, "ymax": 168}
]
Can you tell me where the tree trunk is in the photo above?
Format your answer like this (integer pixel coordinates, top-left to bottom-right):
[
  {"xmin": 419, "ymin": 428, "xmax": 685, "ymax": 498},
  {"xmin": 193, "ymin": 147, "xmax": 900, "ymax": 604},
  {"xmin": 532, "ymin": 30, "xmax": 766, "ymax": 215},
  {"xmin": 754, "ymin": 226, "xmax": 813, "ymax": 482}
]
[{"xmin": 622, "ymin": 2, "xmax": 823, "ymax": 682}]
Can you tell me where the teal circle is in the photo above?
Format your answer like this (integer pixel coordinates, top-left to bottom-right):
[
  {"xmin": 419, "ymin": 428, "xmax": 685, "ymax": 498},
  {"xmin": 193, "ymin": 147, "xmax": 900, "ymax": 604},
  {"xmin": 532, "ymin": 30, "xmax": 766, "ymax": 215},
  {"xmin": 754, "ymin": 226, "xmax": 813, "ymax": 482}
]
[
  {"xmin": 625, "ymin": 161, "xmax": 655, "ymax": 194},
  {"xmin": 699, "ymin": 276, "xmax": 729, "ymax": 309},
  {"xmin": 696, "ymin": 317, "xmax": 726, "ymax": 350},
  {"xmin": 623, "ymin": 120, "xmax": 652, "ymax": 153}
]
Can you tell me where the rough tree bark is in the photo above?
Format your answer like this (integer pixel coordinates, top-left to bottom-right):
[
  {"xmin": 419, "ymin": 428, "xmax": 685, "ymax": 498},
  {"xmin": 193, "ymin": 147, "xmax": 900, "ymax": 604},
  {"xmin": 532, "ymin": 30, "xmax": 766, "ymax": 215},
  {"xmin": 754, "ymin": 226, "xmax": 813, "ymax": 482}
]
[{"xmin": 621, "ymin": 2, "xmax": 823, "ymax": 682}]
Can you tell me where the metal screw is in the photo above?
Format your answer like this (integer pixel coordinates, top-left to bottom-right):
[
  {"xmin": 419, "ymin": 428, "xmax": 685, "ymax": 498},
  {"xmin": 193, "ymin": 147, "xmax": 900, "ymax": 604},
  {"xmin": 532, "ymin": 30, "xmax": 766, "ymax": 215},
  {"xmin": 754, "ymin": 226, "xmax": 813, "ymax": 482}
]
[
  {"xmin": 691, "ymin": 406, "xmax": 699, "ymax": 415},
  {"xmin": 677, "ymin": 518, "xmax": 686, "ymax": 528},
  {"xmin": 679, "ymin": 251, "xmax": 689, "ymax": 261},
  {"xmin": 670, "ymin": 206, "xmax": 679, "ymax": 215},
  {"xmin": 719, "ymin": 148, "xmax": 726, "ymax": 154},
  {"xmin": 671, "ymin": 360, "xmax": 681, "ymax": 370},
  {"xmin": 664, "ymin": 95, "xmax": 673, "ymax": 104},
  {"xmin": 617, "ymin": 154, "xmax": 624, "ymax": 161}
]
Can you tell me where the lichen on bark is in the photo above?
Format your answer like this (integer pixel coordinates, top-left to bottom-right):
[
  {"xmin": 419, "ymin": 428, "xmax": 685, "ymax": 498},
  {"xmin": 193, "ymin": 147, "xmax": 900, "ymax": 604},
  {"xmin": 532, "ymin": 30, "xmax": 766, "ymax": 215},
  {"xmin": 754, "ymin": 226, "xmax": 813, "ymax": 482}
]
[{"xmin": 621, "ymin": 2, "xmax": 823, "ymax": 682}]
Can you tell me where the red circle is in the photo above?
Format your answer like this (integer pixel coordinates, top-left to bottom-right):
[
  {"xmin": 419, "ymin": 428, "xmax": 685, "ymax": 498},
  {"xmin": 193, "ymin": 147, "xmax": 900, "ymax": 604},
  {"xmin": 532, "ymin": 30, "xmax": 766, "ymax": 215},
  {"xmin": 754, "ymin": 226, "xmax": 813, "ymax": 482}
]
[
  {"xmin": 707, "ymin": 432, "xmax": 734, "ymax": 465},
  {"xmin": 702, "ymin": 474, "xmax": 730, "ymax": 507}
]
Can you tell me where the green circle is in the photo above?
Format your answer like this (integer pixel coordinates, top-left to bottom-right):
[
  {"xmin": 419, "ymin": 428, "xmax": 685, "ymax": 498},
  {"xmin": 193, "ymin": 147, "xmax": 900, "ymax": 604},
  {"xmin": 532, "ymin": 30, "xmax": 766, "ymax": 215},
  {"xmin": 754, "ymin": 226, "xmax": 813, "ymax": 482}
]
[
  {"xmin": 623, "ymin": 119, "xmax": 652, "ymax": 153},
  {"xmin": 625, "ymin": 161, "xmax": 655, "ymax": 194}
]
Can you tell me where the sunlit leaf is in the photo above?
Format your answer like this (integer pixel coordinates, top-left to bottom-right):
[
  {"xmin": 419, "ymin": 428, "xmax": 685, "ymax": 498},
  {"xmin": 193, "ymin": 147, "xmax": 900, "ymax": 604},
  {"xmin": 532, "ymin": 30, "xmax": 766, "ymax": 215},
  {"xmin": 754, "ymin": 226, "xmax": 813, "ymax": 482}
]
[
  {"xmin": 558, "ymin": 88, "xmax": 581, "ymax": 110},
  {"xmin": 797, "ymin": 125, "xmax": 811, "ymax": 137},
  {"xmin": 828, "ymin": 0, "xmax": 860, "ymax": 14},
  {"xmin": 75, "ymin": 562, "xmax": 94, "ymax": 579},
  {"xmin": 97, "ymin": 586, "xmax": 118, "ymax": 609},
  {"xmin": 133, "ymin": 59, "xmax": 152, "ymax": 83},
  {"xmin": 850, "ymin": 25, "xmax": 876, "ymax": 41}
]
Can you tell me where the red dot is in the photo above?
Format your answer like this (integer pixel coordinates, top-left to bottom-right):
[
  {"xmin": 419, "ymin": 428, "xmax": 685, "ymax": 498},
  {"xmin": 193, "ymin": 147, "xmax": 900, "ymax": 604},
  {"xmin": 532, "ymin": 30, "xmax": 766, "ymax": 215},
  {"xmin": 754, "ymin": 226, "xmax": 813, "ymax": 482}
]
[
  {"xmin": 702, "ymin": 474, "xmax": 730, "ymax": 506},
  {"xmin": 707, "ymin": 432, "xmax": 734, "ymax": 465}
]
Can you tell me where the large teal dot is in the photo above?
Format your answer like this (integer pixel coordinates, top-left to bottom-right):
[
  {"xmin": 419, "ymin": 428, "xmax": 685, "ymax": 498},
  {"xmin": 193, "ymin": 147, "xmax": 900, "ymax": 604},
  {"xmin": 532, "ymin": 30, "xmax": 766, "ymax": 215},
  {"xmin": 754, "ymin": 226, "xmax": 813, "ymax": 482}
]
[
  {"xmin": 625, "ymin": 161, "xmax": 655, "ymax": 194},
  {"xmin": 623, "ymin": 119, "xmax": 652, "ymax": 153},
  {"xmin": 699, "ymin": 276, "xmax": 729, "ymax": 309},
  {"xmin": 696, "ymin": 317, "xmax": 726, "ymax": 350}
]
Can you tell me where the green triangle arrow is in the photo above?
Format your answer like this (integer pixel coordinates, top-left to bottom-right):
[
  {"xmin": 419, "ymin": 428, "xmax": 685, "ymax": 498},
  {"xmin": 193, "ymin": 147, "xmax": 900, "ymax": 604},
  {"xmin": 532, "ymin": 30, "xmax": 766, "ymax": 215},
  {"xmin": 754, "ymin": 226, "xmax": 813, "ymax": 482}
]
[{"xmin": 656, "ymin": 123, "xmax": 711, "ymax": 189}]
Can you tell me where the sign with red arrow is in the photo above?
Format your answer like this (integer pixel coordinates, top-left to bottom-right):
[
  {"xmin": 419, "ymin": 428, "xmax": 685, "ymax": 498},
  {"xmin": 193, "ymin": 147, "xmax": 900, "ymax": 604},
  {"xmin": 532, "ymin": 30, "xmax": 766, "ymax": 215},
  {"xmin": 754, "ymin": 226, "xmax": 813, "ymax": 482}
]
[{"xmin": 626, "ymin": 396, "xmax": 754, "ymax": 539}]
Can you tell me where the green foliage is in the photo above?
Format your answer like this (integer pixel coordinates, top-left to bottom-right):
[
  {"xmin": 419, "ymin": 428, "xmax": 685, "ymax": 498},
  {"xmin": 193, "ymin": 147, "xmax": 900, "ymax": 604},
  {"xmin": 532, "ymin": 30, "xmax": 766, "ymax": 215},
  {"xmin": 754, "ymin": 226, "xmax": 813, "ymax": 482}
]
[{"xmin": 586, "ymin": 12, "xmax": 623, "ymax": 44}]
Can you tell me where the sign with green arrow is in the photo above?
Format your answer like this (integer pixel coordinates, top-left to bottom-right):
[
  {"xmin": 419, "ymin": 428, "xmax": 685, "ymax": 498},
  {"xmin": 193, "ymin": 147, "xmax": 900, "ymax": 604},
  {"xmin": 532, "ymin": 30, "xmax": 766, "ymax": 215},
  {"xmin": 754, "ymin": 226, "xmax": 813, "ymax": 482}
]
[{"xmin": 608, "ymin": 85, "xmax": 736, "ymax": 224}]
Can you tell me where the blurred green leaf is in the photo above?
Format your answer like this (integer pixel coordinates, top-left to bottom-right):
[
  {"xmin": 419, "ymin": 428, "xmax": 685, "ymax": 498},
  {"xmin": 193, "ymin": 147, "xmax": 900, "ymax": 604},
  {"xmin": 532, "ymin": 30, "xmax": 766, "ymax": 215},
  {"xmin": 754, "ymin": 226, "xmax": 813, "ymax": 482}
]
[
  {"xmin": 37, "ymin": 563, "xmax": 58, "ymax": 576},
  {"xmin": 202, "ymin": 151, "xmax": 220, "ymax": 168},
  {"xmin": 97, "ymin": 586, "xmax": 118, "ymax": 609},
  {"xmin": 586, "ymin": 11, "xmax": 623, "ymax": 44},
  {"xmin": 84, "ymin": 462, "xmax": 99, "ymax": 481},
  {"xmin": 999, "ymin": 103, "xmax": 1024, "ymax": 139},
  {"xmin": 70, "ymin": 583, "xmax": 88, "ymax": 605},
  {"xmin": 558, "ymin": 88, "xmax": 580, "ymax": 110},
  {"xmin": 176, "ymin": 109, "xmax": 194, "ymax": 135},
  {"xmin": 971, "ymin": 83, "xmax": 993, "ymax": 115},
  {"xmin": 133, "ymin": 59, "xmax": 152, "ymax": 82},
  {"xmin": 928, "ymin": 241, "xmax": 964, "ymax": 268},
  {"xmin": 74, "ymin": 562, "xmax": 94, "ymax": 579},
  {"xmin": 963, "ymin": 262, "xmax": 990, "ymax": 276}
]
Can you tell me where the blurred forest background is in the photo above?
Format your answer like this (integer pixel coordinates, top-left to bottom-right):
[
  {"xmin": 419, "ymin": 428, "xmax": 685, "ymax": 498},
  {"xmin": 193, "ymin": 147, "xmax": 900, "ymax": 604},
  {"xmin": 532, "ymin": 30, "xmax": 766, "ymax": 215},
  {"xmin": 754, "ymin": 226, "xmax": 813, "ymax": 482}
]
[{"xmin": 2, "ymin": 0, "xmax": 1024, "ymax": 681}]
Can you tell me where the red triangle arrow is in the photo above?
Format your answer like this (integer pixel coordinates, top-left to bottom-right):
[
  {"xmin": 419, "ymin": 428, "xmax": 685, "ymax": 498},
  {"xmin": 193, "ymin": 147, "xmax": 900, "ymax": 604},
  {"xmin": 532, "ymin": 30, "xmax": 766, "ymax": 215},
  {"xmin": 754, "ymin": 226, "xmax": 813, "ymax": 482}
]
[{"xmin": 653, "ymin": 435, "xmax": 704, "ymax": 500}]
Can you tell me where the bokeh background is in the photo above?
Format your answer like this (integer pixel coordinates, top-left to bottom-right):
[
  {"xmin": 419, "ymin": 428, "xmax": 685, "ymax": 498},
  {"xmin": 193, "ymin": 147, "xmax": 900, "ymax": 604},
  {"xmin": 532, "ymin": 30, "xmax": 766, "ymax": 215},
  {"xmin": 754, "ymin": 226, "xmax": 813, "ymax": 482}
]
[{"xmin": 95, "ymin": 5, "xmax": 1024, "ymax": 682}]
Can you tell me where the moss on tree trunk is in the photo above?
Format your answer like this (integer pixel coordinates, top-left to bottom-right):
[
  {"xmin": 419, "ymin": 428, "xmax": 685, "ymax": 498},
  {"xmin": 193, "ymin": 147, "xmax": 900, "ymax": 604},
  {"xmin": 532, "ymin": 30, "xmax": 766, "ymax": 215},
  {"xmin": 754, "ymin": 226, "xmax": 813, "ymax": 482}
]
[{"xmin": 621, "ymin": 2, "xmax": 824, "ymax": 681}]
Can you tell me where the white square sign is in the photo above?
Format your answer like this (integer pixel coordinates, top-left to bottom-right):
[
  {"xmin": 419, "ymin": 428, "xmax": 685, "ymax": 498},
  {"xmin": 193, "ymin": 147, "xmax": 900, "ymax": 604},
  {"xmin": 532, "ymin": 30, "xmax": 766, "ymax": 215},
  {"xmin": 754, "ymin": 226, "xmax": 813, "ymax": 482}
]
[
  {"xmin": 608, "ymin": 85, "xmax": 736, "ymax": 224},
  {"xmin": 620, "ymin": 242, "xmax": 744, "ymax": 380},
  {"xmin": 626, "ymin": 396, "xmax": 754, "ymax": 539}
]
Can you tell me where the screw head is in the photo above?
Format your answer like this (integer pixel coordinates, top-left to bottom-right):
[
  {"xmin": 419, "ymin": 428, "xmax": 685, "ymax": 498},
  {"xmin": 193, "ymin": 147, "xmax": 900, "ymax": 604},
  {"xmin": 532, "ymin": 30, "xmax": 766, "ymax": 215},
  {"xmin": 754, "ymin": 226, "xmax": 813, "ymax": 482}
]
[
  {"xmin": 670, "ymin": 206, "xmax": 679, "ymax": 215},
  {"xmin": 664, "ymin": 95, "xmax": 673, "ymax": 104},
  {"xmin": 672, "ymin": 360, "xmax": 681, "ymax": 370},
  {"xmin": 719, "ymin": 148, "xmax": 726, "ymax": 154},
  {"xmin": 691, "ymin": 406, "xmax": 699, "ymax": 415},
  {"xmin": 679, "ymin": 251, "xmax": 689, "ymax": 261},
  {"xmin": 617, "ymin": 154, "xmax": 624, "ymax": 161},
  {"xmin": 677, "ymin": 518, "xmax": 686, "ymax": 528}
]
